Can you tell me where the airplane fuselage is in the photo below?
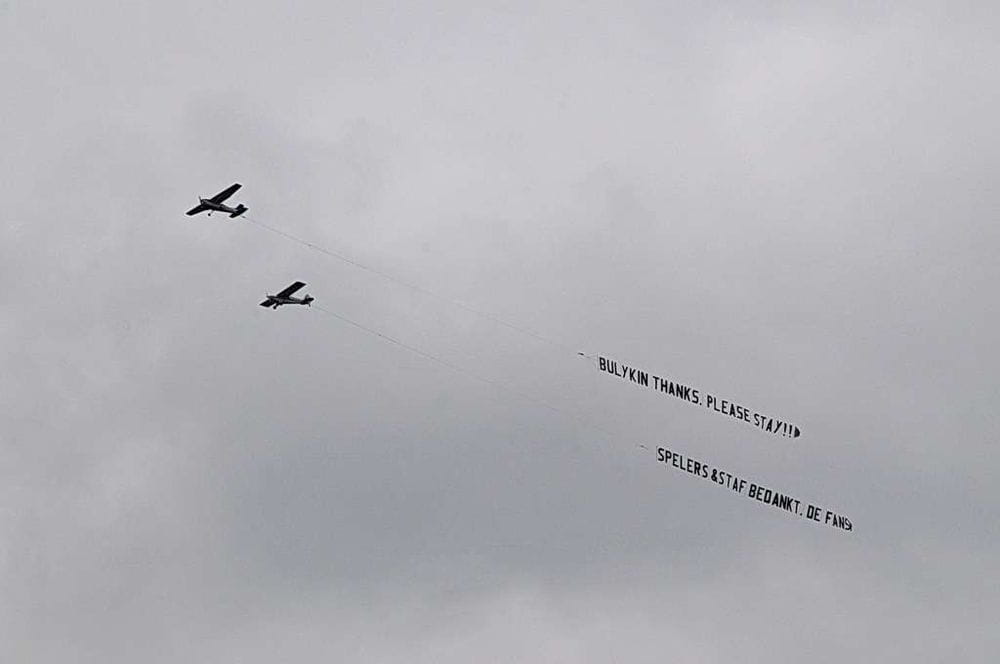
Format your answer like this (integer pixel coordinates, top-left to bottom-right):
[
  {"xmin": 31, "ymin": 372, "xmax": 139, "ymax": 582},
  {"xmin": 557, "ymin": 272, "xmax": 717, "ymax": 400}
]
[
  {"xmin": 199, "ymin": 198, "xmax": 242, "ymax": 216},
  {"xmin": 263, "ymin": 294, "xmax": 314, "ymax": 309}
]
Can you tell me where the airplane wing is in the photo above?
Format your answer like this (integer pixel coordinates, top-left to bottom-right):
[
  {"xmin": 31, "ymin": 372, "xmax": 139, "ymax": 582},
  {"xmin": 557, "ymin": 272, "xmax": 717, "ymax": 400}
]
[
  {"xmin": 259, "ymin": 299, "xmax": 274, "ymax": 307},
  {"xmin": 185, "ymin": 203, "xmax": 209, "ymax": 216},
  {"xmin": 275, "ymin": 281, "xmax": 306, "ymax": 298},
  {"xmin": 209, "ymin": 183, "xmax": 242, "ymax": 203}
]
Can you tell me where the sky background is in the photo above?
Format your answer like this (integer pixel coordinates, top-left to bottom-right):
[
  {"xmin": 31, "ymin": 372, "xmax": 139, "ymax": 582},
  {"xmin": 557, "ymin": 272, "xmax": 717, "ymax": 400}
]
[{"xmin": 3, "ymin": 2, "xmax": 999, "ymax": 661}]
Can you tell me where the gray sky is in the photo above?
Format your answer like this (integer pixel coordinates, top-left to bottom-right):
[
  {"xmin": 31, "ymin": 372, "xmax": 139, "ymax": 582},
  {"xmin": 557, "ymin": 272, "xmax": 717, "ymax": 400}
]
[{"xmin": 3, "ymin": 2, "xmax": 999, "ymax": 661}]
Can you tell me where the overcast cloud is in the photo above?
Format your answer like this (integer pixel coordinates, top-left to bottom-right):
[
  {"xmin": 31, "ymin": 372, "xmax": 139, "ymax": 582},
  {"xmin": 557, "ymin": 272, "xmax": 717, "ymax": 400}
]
[{"xmin": 3, "ymin": 2, "xmax": 999, "ymax": 662}]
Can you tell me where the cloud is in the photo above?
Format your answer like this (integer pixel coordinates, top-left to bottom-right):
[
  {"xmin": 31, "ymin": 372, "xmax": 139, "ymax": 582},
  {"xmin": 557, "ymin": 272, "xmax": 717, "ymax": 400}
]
[{"xmin": 2, "ymin": 2, "xmax": 998, "ymax": 662}]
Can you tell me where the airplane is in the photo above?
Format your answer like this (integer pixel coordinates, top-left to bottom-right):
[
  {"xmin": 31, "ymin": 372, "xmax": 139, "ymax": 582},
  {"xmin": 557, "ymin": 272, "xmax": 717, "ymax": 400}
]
[
  {"xmin": 186, "ymin": 183, "xmax": 248, "ymax": 218},
  {"xmin": 260, "ymin": 281, "xmax": 314, "ymax": 309}
]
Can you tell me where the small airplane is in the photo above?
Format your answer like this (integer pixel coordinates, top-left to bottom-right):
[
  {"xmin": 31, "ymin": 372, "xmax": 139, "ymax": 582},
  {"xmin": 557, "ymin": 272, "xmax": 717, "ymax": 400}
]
[
  {"xmin": 186, "ymin": 183, "xmax": 248, "ymax": 218},
  {"xmin": 260, "ymin": 281, "xmax": 314, "ymax": 309}
]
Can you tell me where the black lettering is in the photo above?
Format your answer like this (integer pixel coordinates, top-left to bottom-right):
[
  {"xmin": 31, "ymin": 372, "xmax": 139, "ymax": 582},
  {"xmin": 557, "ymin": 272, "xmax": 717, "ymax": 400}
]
[
  {"xmin": 657, "ymin": 447, "xmax": 666, "ymax": 463},
  {"xmin": 599, "ymin": 356, "xmax": 607, "ymax": 371},
  {"xmin": 637, "ymin": 370, "xmax": 648, "ymax": 387}
]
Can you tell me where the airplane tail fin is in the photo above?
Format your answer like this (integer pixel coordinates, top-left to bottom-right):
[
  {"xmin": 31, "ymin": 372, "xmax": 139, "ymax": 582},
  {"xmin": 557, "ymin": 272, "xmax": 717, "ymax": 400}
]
[{"xmin": 230, "ymin": 204, "xmax": 248, "ymax": 218}]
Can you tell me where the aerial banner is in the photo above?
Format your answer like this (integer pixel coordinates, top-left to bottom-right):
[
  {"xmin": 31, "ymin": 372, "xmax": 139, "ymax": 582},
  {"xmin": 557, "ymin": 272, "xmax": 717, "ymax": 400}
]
[
  {"xmin": 597, "ymin": 355, "xmax": 801, "ymax": 438},
  {"xmin": 653, "ymin": 445, "xmax": 852, "ymax": 531}
]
